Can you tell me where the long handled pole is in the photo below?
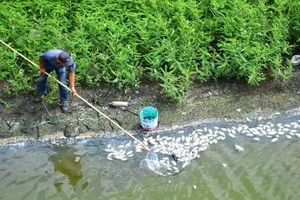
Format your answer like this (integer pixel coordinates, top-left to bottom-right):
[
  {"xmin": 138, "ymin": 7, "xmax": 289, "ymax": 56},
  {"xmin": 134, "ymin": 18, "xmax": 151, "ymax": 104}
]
[{"xmin": 0, "ymin": 39, "xmax": 150, "ymax": 151}]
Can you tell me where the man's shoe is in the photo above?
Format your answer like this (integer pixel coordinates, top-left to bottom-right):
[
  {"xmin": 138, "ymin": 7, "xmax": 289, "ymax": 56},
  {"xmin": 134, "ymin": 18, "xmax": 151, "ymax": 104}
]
[
  {"xmin": 60, "ymin": 101, "xmax": 68, "ymax": 112},
  {"xmin": 34, "ymin": 94, "xmax": 44, "ymax": 103}
]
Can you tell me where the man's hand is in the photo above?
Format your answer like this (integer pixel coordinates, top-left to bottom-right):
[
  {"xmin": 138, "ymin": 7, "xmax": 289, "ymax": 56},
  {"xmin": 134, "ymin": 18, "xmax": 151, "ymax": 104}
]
[
  {"xmin": 71, "ymin": 87, "xmax": 77, "ymax": 96},
  {"xmin": 39, "ymin": 67, "xmax": 46, "ymax": 74}
]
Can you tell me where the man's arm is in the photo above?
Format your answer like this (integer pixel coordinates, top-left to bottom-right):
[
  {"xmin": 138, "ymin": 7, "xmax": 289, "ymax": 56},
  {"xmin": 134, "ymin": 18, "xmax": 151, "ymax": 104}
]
[
  {"xmin": 39, "ymin": 56, "xmax": 46, "ymax": 73},
  {"xmin": 69, "ymin": 71, "xmax": 77, "ymax": 96}
]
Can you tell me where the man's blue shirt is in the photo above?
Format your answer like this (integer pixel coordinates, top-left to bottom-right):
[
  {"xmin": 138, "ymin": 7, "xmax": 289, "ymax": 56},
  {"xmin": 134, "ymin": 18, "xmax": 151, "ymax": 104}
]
[{"xmin": 41, "ymin": 49, "xmax": 76, "ymax": 72}]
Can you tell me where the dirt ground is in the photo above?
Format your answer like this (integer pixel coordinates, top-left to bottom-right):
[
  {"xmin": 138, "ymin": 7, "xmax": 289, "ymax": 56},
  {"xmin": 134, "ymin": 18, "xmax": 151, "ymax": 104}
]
[{"xmin": 0, "ymin": 68, "xmax": 300, "ymax": 143}]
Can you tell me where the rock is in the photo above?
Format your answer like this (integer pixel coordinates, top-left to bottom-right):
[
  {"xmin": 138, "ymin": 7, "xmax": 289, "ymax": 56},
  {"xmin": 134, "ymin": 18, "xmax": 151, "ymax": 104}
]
[
  {"xmin": 64, "ymin": 123, "xmax": 80, "ymax": 137},
  {"xmin": 38, "ymin": 123, "xmax": 58, "ymax": 138},
  {"xmin": 78, "ymin": 122, "xmax": 89, "ymax": 133},
  {"xmin": 81, "ymin": 111, "xmax": 102, "ymax": 131},
  {"xmin": 0, "ymin": 118, "xmax": 10, "ymax": 132},
  {"xmin": 83, "ymin": 119, "xmax": 101, "ymax": 131},
  {"xmin": 21, "ymin": 126, "xmax": 38, "ymax": 135}
]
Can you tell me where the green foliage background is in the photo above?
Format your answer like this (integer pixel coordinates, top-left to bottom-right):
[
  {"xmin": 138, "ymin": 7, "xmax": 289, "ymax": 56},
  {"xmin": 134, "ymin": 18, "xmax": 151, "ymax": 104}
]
[{"xmin": 0, "ymin": 0, "xmax": 299, "ymax": 103}]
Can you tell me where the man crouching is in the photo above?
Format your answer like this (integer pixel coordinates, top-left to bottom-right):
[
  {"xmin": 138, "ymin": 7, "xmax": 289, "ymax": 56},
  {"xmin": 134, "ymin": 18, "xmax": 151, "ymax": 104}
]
[{"xmin": 34, "ymin": 49, "xmax": 77, "ymax": 112}]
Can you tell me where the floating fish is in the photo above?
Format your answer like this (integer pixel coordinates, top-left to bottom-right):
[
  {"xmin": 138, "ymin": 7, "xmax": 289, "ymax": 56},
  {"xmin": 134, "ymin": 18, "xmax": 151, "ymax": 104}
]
[
  {"xmin": 235, "ymin": 144, "xmax": 244, "ymax": 152},
  {"xmin": 271, "ymin": 138, "xmax": 279, "ymax": 143}
]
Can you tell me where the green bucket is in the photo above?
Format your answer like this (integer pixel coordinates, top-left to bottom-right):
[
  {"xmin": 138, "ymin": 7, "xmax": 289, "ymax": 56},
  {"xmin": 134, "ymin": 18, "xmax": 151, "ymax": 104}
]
[{"xmin": 139, "ymin": 106, "xmax": 159, "ymax": 131}]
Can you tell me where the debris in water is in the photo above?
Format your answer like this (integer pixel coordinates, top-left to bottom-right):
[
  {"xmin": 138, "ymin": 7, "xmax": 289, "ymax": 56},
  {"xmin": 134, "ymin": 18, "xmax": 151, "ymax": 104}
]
[
  {"xmin": 286, "ymin": 135, "xmax": 292, "ymax": 139},
  {"xmin": 74, "ymin": 156, "xmax": 81, "ymax": 163}
]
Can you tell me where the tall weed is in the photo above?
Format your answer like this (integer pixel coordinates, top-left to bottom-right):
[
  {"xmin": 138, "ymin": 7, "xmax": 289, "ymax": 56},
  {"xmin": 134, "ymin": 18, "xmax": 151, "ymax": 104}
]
[{"xmin": 0, "ymin": 0, "xmax": 298, "ymax": 103}]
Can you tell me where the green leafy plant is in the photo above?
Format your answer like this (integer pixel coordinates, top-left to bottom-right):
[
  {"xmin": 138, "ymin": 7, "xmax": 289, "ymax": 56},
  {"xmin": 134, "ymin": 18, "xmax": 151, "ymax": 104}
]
[
  {"xmin": 0, "ymin": 98, "xmax": 14, "ymax": 109},
  {"xmin": 0, "ymin": 0, "xmax": 298, "ymax": 104}
]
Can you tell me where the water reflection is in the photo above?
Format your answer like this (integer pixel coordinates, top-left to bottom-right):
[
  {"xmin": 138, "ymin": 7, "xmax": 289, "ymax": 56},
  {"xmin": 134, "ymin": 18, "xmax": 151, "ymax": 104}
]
[{"xmin": 48, "ymin": 146, "xmax": 88, "ymax": 191}]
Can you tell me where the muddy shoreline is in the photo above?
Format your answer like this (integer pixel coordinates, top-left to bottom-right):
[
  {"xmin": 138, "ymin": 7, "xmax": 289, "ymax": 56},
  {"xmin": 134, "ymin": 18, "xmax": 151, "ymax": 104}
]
[{"xmin": 1, "ymin": 69, "xmax": 300, "ymax": 145}]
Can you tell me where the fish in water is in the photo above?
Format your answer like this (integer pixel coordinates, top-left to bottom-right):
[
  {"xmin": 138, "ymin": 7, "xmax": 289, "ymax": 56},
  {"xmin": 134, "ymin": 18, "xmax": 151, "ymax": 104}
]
[{"xmin": 235, "ymin": 144, "xmax": 244, "ymax": 152}]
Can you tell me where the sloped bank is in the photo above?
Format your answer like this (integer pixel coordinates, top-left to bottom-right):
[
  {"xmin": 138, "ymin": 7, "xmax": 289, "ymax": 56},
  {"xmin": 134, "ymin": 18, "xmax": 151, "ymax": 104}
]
[{"xmin": 0, "ymin": 70, "xmax": 300, "ymax": 144}]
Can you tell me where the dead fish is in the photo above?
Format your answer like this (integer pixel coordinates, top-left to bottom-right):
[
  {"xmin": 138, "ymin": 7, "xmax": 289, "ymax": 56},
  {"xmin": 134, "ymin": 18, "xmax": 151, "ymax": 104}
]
[
  {"xmin": 125, "ymin": 143, "xmax": 131, "ymax": 147},
  {"xmin": 171, "ymin": 160, "xmax": 177, "ymax": 166},
  {"xmin": 104, "ymin": 148, "xmax": 113, "ymax": 152},
  {"xmin": 218, "ymin": 131, "xmax": 225, "ymax": 137},
  {"xmin": 286, "ymin": 135, "xmax": 292, "ymax": 139},
  {"xmin": 126, "ymin": 150, "xmax": 133, "ymax": 155},
  {"xmin": 135, "ymin": 148, "xmax": 142, "ymax": 152},
  {"xmin": 235, "ymin": 144, "xmax": 244, "ymax": 152},
  {"xmin": 182, "ymin": 162, "xmax": 190, "ymax": 168},
  {"xmin": 106, "ymin": 155, "xmax": 113, "ymax": 160}
]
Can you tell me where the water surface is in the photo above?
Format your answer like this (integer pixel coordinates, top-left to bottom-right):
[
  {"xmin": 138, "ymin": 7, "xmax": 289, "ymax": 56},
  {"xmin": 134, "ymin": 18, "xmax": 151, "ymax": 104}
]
[{"xmin": 0, "ymin": 118, "xmax": 299, "ymax": 200}]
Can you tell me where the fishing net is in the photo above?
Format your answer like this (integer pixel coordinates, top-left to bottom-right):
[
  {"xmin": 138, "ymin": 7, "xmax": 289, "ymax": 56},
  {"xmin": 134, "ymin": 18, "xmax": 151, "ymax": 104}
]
[
  {"xmin": 139, "ymin": 152, "xmax": 168, "ymax": 176},
  {"xmin": 139, "ymin": 151, "xmax": 181, "ymax": 176},
  {"xmin": 103, "ymin": 134, "xmax": 183, "ymax": 176}
]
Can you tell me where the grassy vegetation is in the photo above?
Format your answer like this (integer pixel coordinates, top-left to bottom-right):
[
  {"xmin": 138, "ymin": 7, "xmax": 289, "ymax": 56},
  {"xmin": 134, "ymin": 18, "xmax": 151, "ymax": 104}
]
[{"xmin": 0, "ymin": 0, "xmax": 299, "ymax": 104}]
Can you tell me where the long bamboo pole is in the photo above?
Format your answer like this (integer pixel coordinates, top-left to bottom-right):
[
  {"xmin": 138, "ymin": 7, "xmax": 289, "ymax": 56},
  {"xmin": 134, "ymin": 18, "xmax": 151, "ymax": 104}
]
[{"xmin": 0, "ymin": 39, "xmax": 150, "ymax": 151}]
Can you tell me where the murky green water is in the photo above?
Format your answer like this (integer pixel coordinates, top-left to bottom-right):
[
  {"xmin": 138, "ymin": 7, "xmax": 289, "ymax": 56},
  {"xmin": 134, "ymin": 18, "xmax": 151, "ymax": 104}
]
[{"xmin": 0, "ymin": 117, "xmax": 300, "ymax": 200}]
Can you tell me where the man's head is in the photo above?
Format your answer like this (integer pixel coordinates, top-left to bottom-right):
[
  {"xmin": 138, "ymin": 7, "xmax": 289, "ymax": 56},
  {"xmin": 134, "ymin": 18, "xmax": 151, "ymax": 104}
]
[{"xmin": 57, "ymin": 51, "xmax": 74, "ymax": 67}]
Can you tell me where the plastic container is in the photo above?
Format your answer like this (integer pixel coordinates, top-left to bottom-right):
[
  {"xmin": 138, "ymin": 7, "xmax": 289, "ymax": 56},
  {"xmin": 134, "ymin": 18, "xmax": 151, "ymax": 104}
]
[
  {"xmin": 291, "ymin": 55, "xmax": 300, "ymax": 66},
  {"xmin": 139, "ymin": 106, "xmax": 159, "ymax": 131}
]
